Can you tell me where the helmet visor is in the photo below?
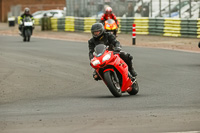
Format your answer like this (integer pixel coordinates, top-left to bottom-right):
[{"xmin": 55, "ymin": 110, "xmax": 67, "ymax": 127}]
[
  {"xmin": 93, "ymin": 31, "xmax": 101, "ymax": 37},
  {"xmin": 106, "ymin": 11, "xmax": 111, "ymax": 14},
  {"xmin": 92, "ymin": 29, "xmax": 103, "ymax": 38}
]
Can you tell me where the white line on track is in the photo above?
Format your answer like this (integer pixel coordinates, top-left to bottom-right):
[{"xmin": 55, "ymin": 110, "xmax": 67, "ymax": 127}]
[{"xmin": 166, "ymin": 131, "xmax": 200, "ymax": 133}]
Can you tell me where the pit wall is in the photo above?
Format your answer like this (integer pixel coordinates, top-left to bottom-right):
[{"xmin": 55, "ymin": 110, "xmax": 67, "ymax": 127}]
[{"xmin": 32, "ymin": 17, "xmax": 200, "ymax": 38}]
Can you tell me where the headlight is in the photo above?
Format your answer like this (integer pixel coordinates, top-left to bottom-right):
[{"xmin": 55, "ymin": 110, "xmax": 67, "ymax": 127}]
[
  {"xmin": 102, "ymin": 53, "xmax": 111, "ymax": 62},
  {"xmin": 91, "ymin": 60, "xmax": 100, "ymax": 66}
]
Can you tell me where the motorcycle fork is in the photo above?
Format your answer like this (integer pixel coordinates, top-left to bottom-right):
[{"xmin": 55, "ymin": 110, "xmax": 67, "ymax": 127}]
[{"xmin": 113, "ymin": 70, "xmax": 119, "ymax": 84}]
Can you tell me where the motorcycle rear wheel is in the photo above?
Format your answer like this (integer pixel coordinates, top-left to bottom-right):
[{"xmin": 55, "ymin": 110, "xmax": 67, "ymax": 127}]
[{"xmin": 104, "ymin": 71, "xmax": 122, "ymax": 97}]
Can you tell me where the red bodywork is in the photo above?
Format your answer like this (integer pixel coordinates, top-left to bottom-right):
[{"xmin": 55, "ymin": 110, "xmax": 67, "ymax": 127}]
[
  {"xmin": 101, "ymin": 13, "xmax": 119, "ymax": 25},
  {"xmin": 90, "ymin": 49, "xmax": 133, "ymax": 92}
]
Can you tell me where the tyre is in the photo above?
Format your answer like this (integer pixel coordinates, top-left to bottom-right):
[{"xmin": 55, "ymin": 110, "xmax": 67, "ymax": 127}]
[
  {"xmin": 104, "ymin": 71, "xmax": 122, "ymax": 97},
  {"xmin": 23, "ymin": 37, "xmax": 26, "ymax": 42},
  {"xmin": 128, "ymin": 80, "xmax": 139, "ymax": 95},
  {"xmin": 25, "ymin": 29, "xmax": 31, "ymax": 42},
  {"xmin": 27, "ymin": 36, "xmax": 30, "ymax": 42}
]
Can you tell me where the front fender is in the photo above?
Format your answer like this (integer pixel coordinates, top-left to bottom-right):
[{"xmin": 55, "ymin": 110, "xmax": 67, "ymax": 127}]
[{"xmin": 103, "ymin": 68, "xmax": 114, "ymax": 73}]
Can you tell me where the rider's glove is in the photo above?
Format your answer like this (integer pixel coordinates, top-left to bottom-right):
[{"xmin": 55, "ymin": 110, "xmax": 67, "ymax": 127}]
[{"xmin": 114, "ymin": 47, "xmax": 121, "ymax": 52}]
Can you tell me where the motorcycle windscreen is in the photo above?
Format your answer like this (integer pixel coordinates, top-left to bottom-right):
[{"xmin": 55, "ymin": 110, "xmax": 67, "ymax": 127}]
[
  {"xmin": 94, "ymin": 44, "xmax": 106, "ymax": 57},
  {"xmin": 106, "ymin": 19, "xmax": 115, "ymax": 24},
  {"xmin": 24, "ymin": 17, "xmax": 32, "ymax": 22}
]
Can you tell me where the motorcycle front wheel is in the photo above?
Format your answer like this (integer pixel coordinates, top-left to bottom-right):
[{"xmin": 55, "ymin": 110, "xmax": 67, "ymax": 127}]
[
  {"xmin": 104, "ymin": 71, "xmax": 122, "ymax": 97},
  {"xmin": 24, "ymin": 29, "xmax": 31, "ymax": 42}
]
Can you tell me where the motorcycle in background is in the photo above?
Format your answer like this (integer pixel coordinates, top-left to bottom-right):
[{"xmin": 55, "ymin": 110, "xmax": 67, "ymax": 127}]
[
  {"xmin": 21, "ymin": 17, "xmax": 34, "ymax": 42},
  {"xmin": 90, "ymin": 44, "xmax": 139, "ymax": 97},
  {"xmin": 104, "ymin": 19, "xmax": 118, "ymax": 36}
]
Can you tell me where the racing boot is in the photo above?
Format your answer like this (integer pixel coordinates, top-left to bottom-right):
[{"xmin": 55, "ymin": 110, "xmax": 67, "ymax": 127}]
[
  {"xmin": 128, "ymin": 67, "xmax": 137, "ymax": 82},
  {"xmin": 129, "ymin": 67, "xmax": 137, "ymax": 77},
  {"xmin": 127, "ymin": 55, "xmax": 137, "ymax": 77},
  {"xmin": 127, "ymin": 58, "xmax": 137, "ymax": 78}
]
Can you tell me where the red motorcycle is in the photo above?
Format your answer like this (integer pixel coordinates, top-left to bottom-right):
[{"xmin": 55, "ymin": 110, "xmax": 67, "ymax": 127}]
[{"xmin": 90, "ymin": 44, "xmax": 139, "ymax": 97}]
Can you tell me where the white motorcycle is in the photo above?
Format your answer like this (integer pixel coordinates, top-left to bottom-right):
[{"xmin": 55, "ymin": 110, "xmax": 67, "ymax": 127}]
[{"xmin": 21, "ymin": 17, "xmax": 34, "ymax": 42}]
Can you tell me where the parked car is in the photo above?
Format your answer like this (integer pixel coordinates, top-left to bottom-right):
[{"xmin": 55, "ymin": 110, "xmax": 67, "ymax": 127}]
[
  {"xmin": 33, "ymin": 10, "xmax": 65, "ymax": 19},
  {"xmin": 32, "ymin": 11, "xmax": 45, "ymax": 16}
]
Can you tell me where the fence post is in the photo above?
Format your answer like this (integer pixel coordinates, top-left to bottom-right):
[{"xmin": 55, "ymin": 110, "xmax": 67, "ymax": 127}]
[
  {"xmin": 198, "ymin": 42, "xmax": 200, "ymax": 48},
  {"xmin": 132, "ymin": 23, "xmax": 136, "ymax": 45}
]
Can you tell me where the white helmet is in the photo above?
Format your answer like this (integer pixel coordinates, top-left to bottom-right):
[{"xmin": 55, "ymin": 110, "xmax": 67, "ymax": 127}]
[{"xmin": 24, "ymin": 7, "xmax": 30, "ymax": 14}]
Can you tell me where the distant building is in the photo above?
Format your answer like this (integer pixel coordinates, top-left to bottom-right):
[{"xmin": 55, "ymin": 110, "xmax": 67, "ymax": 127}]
[{"xmin": 0, "ymin": 0, "xmax": 66, "ymax": 22}]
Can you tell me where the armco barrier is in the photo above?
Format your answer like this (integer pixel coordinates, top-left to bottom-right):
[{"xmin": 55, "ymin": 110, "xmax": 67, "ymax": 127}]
[
  {"xmin": 34, "ymin": 18, "xmax": 41, "ymax": 26},
  {"xmin": 134, "ymin": 17, "xmax": 149, "ymax": 35},
  {"xmin": 75, "ymin": 17, "xmax": 84, "ymax": 31},
  {"xmin": 163, "ymin": 18, "xmax": 181, "ymax": 37},
  {"xmin": 50, "ymin": 18, "xmax": 58, "ymax": 31},
  {"xmin": 119, "ymin": 17, "xmax": 127, "ymax": 33},
  {"xmin": 116, "ymin": 17, "xmax": 121, "ymax": 33},
  {"xmin": 154, "ymin": 18, "xmax": 165, "ymax": 35},
  {"xmin": 148, "ymin": 18, "xmax": 157, "ymax": 35},
  {"xmin": 65, "ymin": 17, "xmax": 74, "ymax": 31},
  {"xmin": 57, "ymin": 18, "xmax": 65, "ymax": 31},
  {"xmin": 44, "ymin": 16, "xmax": 200, "ymax": 38},
  {"xmin": 198, "ymin": 19, "xmax": 200, "ymax": 38},
  {"xmin": 84, "ymin": 17, "xmax": 96, "ymax": 33}
]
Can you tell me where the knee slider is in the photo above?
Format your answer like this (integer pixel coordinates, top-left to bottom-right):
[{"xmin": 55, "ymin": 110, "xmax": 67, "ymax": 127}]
[{"xmin": 127, "ymin": 53, "xmax": 133, "ymax": 60}]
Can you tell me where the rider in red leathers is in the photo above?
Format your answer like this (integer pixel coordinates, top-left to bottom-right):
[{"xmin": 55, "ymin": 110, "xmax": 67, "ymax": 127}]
[{"xmin": 100, "ymin": 7, "xmax": 119, "ymax": 27}]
